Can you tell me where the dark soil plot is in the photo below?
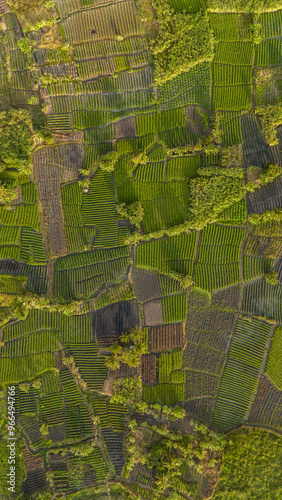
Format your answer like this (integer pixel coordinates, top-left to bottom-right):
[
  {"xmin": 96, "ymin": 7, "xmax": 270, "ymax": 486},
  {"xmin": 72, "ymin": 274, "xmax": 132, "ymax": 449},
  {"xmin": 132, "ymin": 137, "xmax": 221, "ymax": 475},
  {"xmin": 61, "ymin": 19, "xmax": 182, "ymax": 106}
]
[
  {"xmin": 101, "ymin": 428, "xmax": 125, "ymax": 475},
  {"xmin": 23, "ymin": 448, "xmax": 47, "ymax": 497},
  {"xmin": 114, "ymin": 116, "xmax": 137, "ymax": 139},
  {"xmin": 241, "ymin": 278, "xmax": 282, "ymax": 322},
  {"xmin": 211, "ymin": 285, "xmax": 241, "ymax": 310},
  {"xmin": 148, "ymin": 322, "xmax": 184, "ymax": 352},
  {"xmin": 247, "ymin": 176, "xmax": 282, "ymax": 214},
  {"xmin": 248, "ymin": 375, "xmax": 282, "ymax": 429},
  {"xmin": 184, "ymin": 397, "xmax": 216, "ymax": 425},
  {"xmin": 241, "ymin": 113, "xmax": 274, "ymax": 167},
  {"xmin": 186, "ymin": 371, "xmax": 219, "ymax": 399},
  {"xmin": 143, "ymin": 299, "xmax": 164, "ymax": 326},
  {"xmin": 142, "ymin": 353, "xmax": 158, "ymax": 385},
  {"xmin": 131, "ymin": 268, "xmax": 162, "ymax": 303},
  {"xmin": 93, "ymin": 299, "xmax": 138, "ymax": 337}
]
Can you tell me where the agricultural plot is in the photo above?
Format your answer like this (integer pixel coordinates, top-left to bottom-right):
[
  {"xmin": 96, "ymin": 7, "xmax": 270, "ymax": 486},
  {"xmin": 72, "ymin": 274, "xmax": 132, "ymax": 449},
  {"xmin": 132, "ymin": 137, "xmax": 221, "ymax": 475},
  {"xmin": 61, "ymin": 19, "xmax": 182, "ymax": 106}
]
[
  {"xmin": 62, "ymin": 170, "xmax": 119, "ymax": 252},
  {"xmin": 212, "ymin": 317, "xmax": 273, "ymax": 431},
  {"xmin": 241, "ymin": 113, "xmax": 274, "ymax": 167},
  {"xmin": 256, "ymin": 10, "xmax": 282, "ymax": 67},
  {"xmin": 115, "ymin": 152, "xmax": 200, "ymax": 233},
  {"xmin": 247, "ymin": 176, "xmax": 282, "ymax": 214},
  {"xmin": 241, "ymin": 278, "xmax": 282, "ymax": 323},
  {"xmin": 242, "ymin": 230, "xmax": 277, "ymax": 281},
  {"xmin": 193, "ymin": 224, "xmax": 245, "ymax": 292},
  {"xmin": 212, "ymin": 21, "xmax": 254, "ymax": 113},
  {"xmin": 160, "ymin": 289, "xmax": 239, "ymax": 423},
  {"xmin": 157, "ymin": 63, "xmax": 212, "ymax": 110},
  {"xmin": 33, "ymin": 144, "xmax": 83, "ymax": 256},
  {"xmin": 47, "ymin": 445, "xmax": 109, "ymax": 494},
  {"xmin": 142, "ymin": 348, "xmax": 185, "ymax": 405},
  {"xmin": 93, "ymin": 299, "xmax": 138, "ymax": 343},
  {"xmin": 62, "ymin": 2, "xmax": 143, "ymax": 44},
  {"xmin": 92, "ymin": 395, "xmax": 127, "ymax": 474},
  {"xmin": 2, "ymin": 0, "xmax": 282, "ymax": 496},
  {"xmin": 265, "ymin": 326, "xmax": 282, "ymax": 390},
  {"xmin": 248, "ymin": 374, "xmax": 282, "ymax": 429},
  {"xmin": 135, "ymin": 232, "xmax": 197, "ymax": 275},
  {"xmin": 0, "ymin": 181, "xmax": 46, "ymax": 265}
]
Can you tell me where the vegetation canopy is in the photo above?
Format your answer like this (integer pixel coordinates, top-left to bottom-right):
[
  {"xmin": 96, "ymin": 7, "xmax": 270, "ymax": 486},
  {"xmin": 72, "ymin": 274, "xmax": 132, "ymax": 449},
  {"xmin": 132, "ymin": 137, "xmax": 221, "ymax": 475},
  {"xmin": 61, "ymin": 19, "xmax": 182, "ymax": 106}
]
[{"xmin": 149, "ymin": 0, "xmax": 214, "ymax": 84}]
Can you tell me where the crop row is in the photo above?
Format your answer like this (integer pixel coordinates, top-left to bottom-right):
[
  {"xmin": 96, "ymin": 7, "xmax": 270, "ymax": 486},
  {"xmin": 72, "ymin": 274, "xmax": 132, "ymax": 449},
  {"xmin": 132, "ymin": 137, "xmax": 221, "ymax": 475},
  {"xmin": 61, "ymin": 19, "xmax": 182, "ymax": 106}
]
[
  {"xmin": 73, "ymin": 35, "xmax": 148, "ymax": 60},
  {"xmin": 143, "ymin": 382, "xmax": 185, "ymax": 406},
  {"xmin": 55, "ymin": 256, "xmax": 129, "ymax": 300},
  {"xmin": 3, "ymin": 309, "xmax": 93, "ymax": 343},
  {"xmin": 0, "ymin": 206, "xmax": 40, "ymax": 231},
  {"xmin": 220, "ymin": 111, "xmax": 243, "ymax": 146},
  {"xmin": 63, "ymin": 2, "xmax": 142, "ymax": 44},
  {"xmin": 242, "ymin": 278, "xmax": 282, "ymax": 322},
  {"xmin": 183, "ymin": 341, "xmax": 226, "ymax": 375},
  {"xmin": 248, "ymin": 374, "xmax": 282, "ymax": 429},
  {"xmin": 162, "ymin": 293, "xmax": 187, "ymax": 323},
  {"xmin": 135, "ymin": 108, "xmax": 186, "ymax": 135},
  {"xmin": 186, "ymin": 370, "xmax": 219, "ymax": 399},
  {"xmin": 212, "ymin": 317, "xmax": 272, "ymax": 430},
  {"xmin": 213, "ymin": 84, "xmax": 252, "ymax": 111},
  {"xmin": 136, "ymin": 232, "xmax": 197, "ymax": 275},
  {"xmin": 259, "ymin": 9, "xmax": 282, "ymax": 39},
  {"xmin": 66, "ymin": 343, "xmax": 106, "ymax": 390},
  {"xmin": 243, "ymin": 255, "xmax": 272, "ymax": 281},
  {"xmin": 265, "ymin": 326, "xmax": 282, "ymax": 390},
  {"xmin": 1, "ymin": 330, "xmax": 58, "ymax": 358},
  {"xmin": 0, "ymin": 352, "xmax": 55, "ymax": 384},
  {"xmin": 214, "ymin": 41, "xmax": 254, "ymax": 65},
  {"xmin": 157, "ymin": 62, "xmax": 211, "ymax": 110},
  {"xmin": 158, "ymin": 349, "xmax": 183, "ymax": 384},
  {"xmin": 217, "ymin": 198, "xmax": 247, "ymax": 225},
  {"xmin": 256, "ymin": 38, "xmax": 282, "ymax": 67}
]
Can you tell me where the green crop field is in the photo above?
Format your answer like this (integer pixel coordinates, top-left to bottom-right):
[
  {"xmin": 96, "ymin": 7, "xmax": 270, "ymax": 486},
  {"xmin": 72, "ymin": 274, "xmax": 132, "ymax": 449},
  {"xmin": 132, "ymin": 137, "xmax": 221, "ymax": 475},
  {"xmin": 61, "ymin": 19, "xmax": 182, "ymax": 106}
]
[{"xmin": 0, "ymin": 0, "xmax": 281, "ymax": 498}]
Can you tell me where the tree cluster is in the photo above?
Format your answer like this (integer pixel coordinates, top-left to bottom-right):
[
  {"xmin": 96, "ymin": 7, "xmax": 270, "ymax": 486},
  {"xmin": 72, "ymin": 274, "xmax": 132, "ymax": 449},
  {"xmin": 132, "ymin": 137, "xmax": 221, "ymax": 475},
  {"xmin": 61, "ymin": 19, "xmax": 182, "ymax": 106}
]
[
  {"xmin": 110, "ymin": 377, "xmax": 186, "ymax": 420},
  {"xmin": 117, "ymin": 201, "xmax": 144, "ymax": 228},
  {"xmin": 106, "ymin": 327, "xmax": 148, "ymax": 370},
  {"xmin": 189, "ymin": 167, "xmax": 245, "ymax": 230},
  {"xmin": 124, "ymin": 419, "xmax": 226, "ymax": 497},
  {"xmin": 255, "ymin": 103, "xmax": 282, "ymax": 146},
  {"xmin": 0, "ymin": 109, "xmax": 33, "ymax": 203},
  {"xmin": 149, "ymin": 0, "xmax": 214, "ymax": 84}
]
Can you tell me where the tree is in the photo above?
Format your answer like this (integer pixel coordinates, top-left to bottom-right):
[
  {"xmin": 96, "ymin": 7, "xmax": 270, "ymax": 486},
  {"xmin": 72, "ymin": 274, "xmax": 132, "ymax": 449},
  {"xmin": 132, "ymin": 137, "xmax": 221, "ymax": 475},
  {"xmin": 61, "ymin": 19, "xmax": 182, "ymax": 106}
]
[
  {"xmin": 99, "ymin": 151, "xmax": 120, "ymax": 172},
  {"xmin": 105, "ymin": 354, "xmax": 121, "ymax": 371}
]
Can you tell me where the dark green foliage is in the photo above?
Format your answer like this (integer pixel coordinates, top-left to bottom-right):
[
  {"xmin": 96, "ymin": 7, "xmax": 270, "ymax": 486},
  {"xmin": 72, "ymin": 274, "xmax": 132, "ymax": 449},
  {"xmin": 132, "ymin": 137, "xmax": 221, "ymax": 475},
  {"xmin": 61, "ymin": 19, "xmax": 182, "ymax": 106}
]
[
  {"xmin": 213, "ymin": 429, "xmax": 282, "ymax": 500},
  {"xmin": 255, "ymin": 103, "xmax": 282, "ymax": 146},
  {"xmin": 0, "ymin": 109, "xmax": 33, "ymax": 202},
  {"xmin": 189, "ymin": 168, "xmax": 245, "ymax": 229},
  {"xmin": 124, "ymin": 419, "xmax": 225, "ymax": 494},
  {"xmin": 106, "ymin": 327, "xmax": 148, "ymax": 369},
  {"xmin": 149, "ymin": 0, "xmax": 214, "ymax": 84},
  {"xmin": 208, "ymin": 0, "xmax": 282, "ymax": 11}
]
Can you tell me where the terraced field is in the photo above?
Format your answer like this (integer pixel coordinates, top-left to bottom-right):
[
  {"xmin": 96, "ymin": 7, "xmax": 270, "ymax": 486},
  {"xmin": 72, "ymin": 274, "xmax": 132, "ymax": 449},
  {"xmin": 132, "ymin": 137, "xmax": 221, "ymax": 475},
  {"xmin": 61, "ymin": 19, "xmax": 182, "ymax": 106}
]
[{"xmin": 0, "ymin": 0, "xmax": 281, "ymax": 498}]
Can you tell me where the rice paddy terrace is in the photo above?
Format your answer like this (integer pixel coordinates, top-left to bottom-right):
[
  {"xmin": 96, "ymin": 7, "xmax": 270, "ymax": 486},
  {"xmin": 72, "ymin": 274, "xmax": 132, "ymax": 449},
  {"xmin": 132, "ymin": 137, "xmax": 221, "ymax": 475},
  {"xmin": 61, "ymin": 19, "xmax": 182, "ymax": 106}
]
[{"xmin": 0, "ymin": 0, "xmax": 281, "ymax": 498}]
